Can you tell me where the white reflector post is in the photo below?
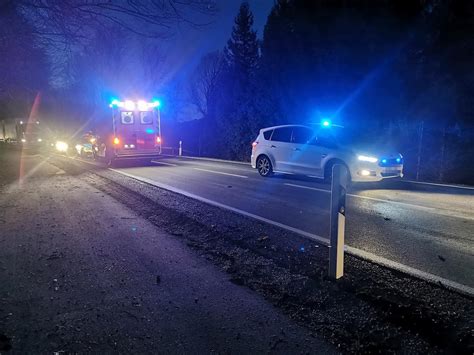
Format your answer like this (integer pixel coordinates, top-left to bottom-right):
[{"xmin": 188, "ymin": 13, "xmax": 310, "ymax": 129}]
[{"xmin": 329, "ymin": 164, "xmax": 347, "ymax": 279}]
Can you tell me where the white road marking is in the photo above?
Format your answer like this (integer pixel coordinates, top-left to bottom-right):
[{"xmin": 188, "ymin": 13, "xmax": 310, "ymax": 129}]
[
  {"xmin": 107, "ymin": 168, "xmax": 474, "ymax": 297},
  {"xmin": 285, "ymin": 182, "xmax": 474, "ymax": 220},
  {"xmin": 403, "ymin": 179, "xmax": 474, "ymax": 190},
  {"xmin": 61, "ymin": 156, "xmax": 473, "ymax": 295},
  {"xmin": 284, "ymin": 183, "xmax": 330, "ymax": 193},
  {"xmin": 193, "ymin": 167, "xmax": 249, "ymax": 179},
  {"xmin": 347, "ymin": 193, "xmax": 437, "ymax": 211},
  {"xmin": 151, "ymin": 160, "xmax": 178, "ymax": 167},
  {"xmin": 161, "ymin": 154, "xmax": 251, "ymax": 166}
]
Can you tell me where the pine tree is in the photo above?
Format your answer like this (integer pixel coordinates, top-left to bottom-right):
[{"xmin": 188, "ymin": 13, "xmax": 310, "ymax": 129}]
[
  {"xmin": 224, "ymin": 2, "xmax": 259, "ymax": 79},
  {"xmin": 215, "ymin": 2, "xmax": 261, "ymax": 160}
]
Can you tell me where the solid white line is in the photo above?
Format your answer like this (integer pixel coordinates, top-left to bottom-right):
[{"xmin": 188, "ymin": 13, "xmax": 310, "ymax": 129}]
[
  {"xmin": 344, "ymin": 246, "xmax": 474, "ymax": 297},
  {"xmin": 348, "ymin": 195, "xmax": 474, "ymax": 220},
  {"xmin": 161, "ymin": 154, "xmax": 251, "ymax": 166},
  {"xmin": 285, "ymin": 182, "xmax": 473, "ymax": 220},
  {"xmin": 109, "ymin": 169, "xmax": 328, "ymax": 245},
  {"xmin": 285, "ymin": 182, "xmax": 435, "ymax": 210},
  {"xmin": 151, "ymin": 160, "xmax": 178, "ymax": 167},
  {"xmin": 347, "ymin": 193, "xmax": 437, "ymax": 211},
  {"xmin": 107, "ymin": 168, "xmax": 474, "ymax": 297},
  {"xmin": 193, "ymin": 167, "xmax": 249, "ymax": 179},
  {"xmin": 403, "ymin": 179, "xmax": 474, "ymax": 190},
  {"xmin": 60, "ymin": 156, "xmax": 473, "ymax": 296},
  {"xmin": 284, "ymin": 183, "xmax": 330, "ymax": 194}
]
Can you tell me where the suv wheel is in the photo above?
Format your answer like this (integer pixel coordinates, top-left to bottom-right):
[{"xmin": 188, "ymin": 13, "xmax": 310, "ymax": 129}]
[{"xmin": 257, "ymin": 155, "xmax": 273, "ymax": 177}]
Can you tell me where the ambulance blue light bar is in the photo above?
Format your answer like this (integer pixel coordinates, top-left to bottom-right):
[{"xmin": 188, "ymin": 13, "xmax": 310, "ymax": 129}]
[{"xmin": 109, "ymin": 99, "xmax": 160, "ymax": 110}]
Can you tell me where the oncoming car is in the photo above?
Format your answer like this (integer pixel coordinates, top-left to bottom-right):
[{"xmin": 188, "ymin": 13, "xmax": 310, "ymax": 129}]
[
  {"xmin": 251, "ymin": 125, "xmax": 403, "ymax": 183},
  {"xmin": 75, "ymin": 132, "xmax": 97, "ymax": 158}
]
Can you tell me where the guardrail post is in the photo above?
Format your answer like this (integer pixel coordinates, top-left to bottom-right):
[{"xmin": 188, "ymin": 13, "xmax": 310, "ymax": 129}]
[
  {"xmin": 329, "ymin": 164, "xmax": 347, "ymax": 279},
  {"xmin": 179, "ymin": 141, "xmax": 182, "ymax": 156}
]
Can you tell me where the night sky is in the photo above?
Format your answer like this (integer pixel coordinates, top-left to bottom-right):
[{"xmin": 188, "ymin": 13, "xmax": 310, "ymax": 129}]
[{"xmin": 158, "ymin": 1, "xmax": 273, "ymax": 85}]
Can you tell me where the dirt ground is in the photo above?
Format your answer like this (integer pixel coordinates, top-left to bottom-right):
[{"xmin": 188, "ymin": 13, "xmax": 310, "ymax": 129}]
[
  {"xmin": 0, "ymin": 146, "xmax": 473, "ymax": 354},
  {"xmin": 0, "ymin": 147, "xmax": 334, "ymax": 353}
]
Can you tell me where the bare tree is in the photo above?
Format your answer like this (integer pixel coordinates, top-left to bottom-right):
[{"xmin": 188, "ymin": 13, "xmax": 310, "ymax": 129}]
[
  {"xmin": 0, "ymin": 2, "xmax": 50, "ymax": 117},
  {"xmin": 189, "ymin": 50, "xmax": 224, "ymax": 118},
  {"xmin": 13, "ymin": 0, "xmax": 217, "ymax": 43}
]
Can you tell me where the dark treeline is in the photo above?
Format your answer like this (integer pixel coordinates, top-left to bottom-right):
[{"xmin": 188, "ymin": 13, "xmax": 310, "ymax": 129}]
[
  {"xmin": 172, "ymin": 0, "xmax": 474, "ymax": 184},
  {"xmin": 1, "ymin": 0, "xmax": 473, "ymax": 184}
]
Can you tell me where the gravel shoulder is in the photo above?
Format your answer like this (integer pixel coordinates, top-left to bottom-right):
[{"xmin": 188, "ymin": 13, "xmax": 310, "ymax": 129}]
[
  {"xmin": 45, "ymin": 153, "xmax": 474, "ymax": 354},
  {"xmin": 0, "ymin": 147, "xmax": 334, "ymax": 353},
  {"xmin": 1, "ymin": 147, "xmax": 473, "ymax": 353}
]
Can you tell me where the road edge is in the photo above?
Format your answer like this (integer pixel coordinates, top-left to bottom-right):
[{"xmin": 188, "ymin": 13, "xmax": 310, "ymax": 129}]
[{"xmin": 106, "ymin": 165, "xmax": 473, "ymax": 298}]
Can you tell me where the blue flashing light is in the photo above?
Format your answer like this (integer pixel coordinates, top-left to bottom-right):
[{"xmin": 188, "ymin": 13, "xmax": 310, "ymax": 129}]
[
  {"xmin": 145, "ymin": 128, "xmax": 155, "ymax": 134},
  {"xmin": 382, "ymin": 159, "xmax": 387, "ymax": 164},
  {"xmin": 110, "ymin": 99, "xmax": 119, "ymax": 106},
  {"xmin": 152, "ymin": 100, "xmax": 161, "ymax": 108},
  {"xmin": 396, "ymin": 158, "xmax": 401, "ymax": 163},
  {"xmin": 321, "ymin": 119, "xmax": 332, "ymax": 128}
]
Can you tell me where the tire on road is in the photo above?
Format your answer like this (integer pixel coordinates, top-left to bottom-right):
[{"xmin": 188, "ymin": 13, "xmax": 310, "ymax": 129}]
[{"xmin": 256, "ymin": 155, "xmax": 273, "ymax": 177}]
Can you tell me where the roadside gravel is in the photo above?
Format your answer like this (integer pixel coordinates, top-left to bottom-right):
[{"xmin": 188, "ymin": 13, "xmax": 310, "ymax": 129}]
[{"xmin": 48, "ymin": 154, "xmax": 473, "ymax": 354}]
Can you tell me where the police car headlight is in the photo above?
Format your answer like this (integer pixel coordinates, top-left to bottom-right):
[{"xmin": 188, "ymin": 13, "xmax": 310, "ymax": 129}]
[{"xmin": 358, "ymin": 155, "xmax": 378, "ymax": 163}]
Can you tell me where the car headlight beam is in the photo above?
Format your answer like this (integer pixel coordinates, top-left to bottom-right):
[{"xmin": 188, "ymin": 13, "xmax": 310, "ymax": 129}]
[
  {"xmin": 55, "ymin": 141, "xmax": 69, "ymax": 152},
  {"xmin": 358, "ymin": 155, "xmax": 378, "ymax": 163}
]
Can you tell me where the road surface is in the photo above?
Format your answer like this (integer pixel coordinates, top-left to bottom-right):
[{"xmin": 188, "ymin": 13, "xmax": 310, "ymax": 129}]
[
  {"xmin": 99, "ymin": 155, "xmax": 473, "ymax": 289},
  {"xmin": 0, "ymin": 150, "xmax": 333, "ymax": 353},
  {"xmin": 2, "ymin": 148, "xmax": 471, "ymax": 353}
]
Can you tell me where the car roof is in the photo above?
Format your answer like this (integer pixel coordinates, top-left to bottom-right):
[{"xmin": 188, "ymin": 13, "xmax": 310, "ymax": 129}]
[{"xmin": 260, "ymin": 124, "xmax": 311, "ymax": 132}]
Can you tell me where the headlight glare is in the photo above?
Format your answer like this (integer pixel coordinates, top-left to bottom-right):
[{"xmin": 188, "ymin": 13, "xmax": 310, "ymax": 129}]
[
  {"xmin": 55, "ymin": 141, "xmax": 68, "ymax": 152},
  {"xmin": 358, "ymin": 155, "xmax": 378, "ymax": 163}
]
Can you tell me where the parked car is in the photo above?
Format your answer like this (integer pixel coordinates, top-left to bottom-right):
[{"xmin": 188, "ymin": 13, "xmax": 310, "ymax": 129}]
[{"xmin": 251, "ymin": 125, "xmax": 403, "ymax": 183}]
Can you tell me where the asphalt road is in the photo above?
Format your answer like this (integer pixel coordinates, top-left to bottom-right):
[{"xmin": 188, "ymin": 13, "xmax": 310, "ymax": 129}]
[
  {"xmin": 0, "ymin": 150, "xmax": 333, "ymax": 353},
  {"xmin": 103, "ymin": 155, "xmax": 474, "ymax": 289}
]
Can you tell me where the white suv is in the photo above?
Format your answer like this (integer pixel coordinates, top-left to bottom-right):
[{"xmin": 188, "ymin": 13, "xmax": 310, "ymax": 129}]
[{"xmin": 251, "ymin": 125, "xmax": 403, "ymax": 183}]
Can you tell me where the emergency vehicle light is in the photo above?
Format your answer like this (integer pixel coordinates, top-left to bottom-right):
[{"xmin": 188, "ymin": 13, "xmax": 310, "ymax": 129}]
[
  {"xmin": 109, "ymin": 99, "xmax": 161, "ymax": 110},
  {"xmin": 321, "ymin": 119, "xmax": 332, "ymax": 127}
]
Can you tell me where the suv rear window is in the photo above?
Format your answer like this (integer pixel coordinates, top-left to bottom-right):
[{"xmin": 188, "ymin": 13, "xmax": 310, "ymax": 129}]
[
  {"xmin": 271, "ymin": 127, "xmax": 292, "ymax": 142},
  {"xmin": 263, "ymin": 130, "xmax": 273, "ymax": 140}
]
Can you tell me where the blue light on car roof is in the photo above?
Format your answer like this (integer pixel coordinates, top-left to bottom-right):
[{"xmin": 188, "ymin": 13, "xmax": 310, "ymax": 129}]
[
  {"xmin": 382, "ymin": 159, "xmax": 387, "ymax": 164},
  {"xmin": 145, "ymin": 128, "xmax": 154, "ymax": 134},
  {"xmin": 321, "ymin": 119, "xmax": 332, "ymax": 127}
]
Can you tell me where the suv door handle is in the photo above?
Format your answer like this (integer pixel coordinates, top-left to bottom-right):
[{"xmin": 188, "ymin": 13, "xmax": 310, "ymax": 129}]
[
  {"xmin": 321, "ymin": 153, "xmax": 327, "ymax": 158},
  {"xmin": 293, "ymin": 147, "xmax": 301, "ymax": 151},
  {"xmin": 271, "ymin": 145, "xmax": 276, "ymax": 148}
]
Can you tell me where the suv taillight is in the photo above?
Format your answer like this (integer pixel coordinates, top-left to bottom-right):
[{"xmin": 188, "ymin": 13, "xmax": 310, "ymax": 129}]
[{"xmin": 252, "ymin": 141, "xmax": 258, "ymax": 147}]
